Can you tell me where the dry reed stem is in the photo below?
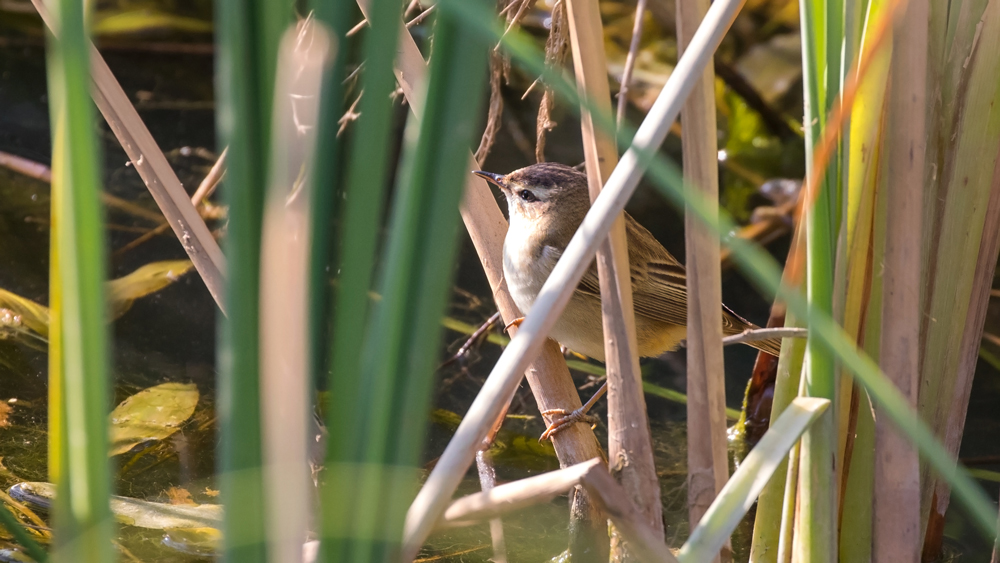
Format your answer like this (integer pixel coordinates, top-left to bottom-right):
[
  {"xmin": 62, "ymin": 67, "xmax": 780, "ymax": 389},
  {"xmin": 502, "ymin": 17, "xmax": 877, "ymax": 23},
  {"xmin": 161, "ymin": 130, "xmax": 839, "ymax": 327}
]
[
  {"xmin": 30, "ymin": 0, "xmax": 227, "ymax": 312},
  {"xmin": 475, "ymin": 53, "xmax": 508, "ymax": 163},
  {"xmin": 721, "ymin": 327, "xmax": 807, "ymax": 346},
  {"xmin": 405, "ymin": 5, "xmax": 436, "ymax": 28},
  {"xmin": 115, "ymin": 148, "xmax": 228, "ymax": 258},
  {"xmin": 676, "ymin": 0, "xmax": 728, "ymax": 558},
  {"xmin": 565, "ymin": 0, "xmax": 663, "ymax": 554},
  {"xmin": 190, "ymin": 147, "xmax": 228, "ymax": 205},
  {"xmin": 616, "ymin": 0, "xmax": 648, "ymax": 127},
  {"xmin": 359, "ymin": 1, "xmax": 607, "ymax": 556},
  {"xmin": 0, "ymin": 150, "xmax": 52, "ymax": 182},
  {"xmin": 444, "ymin": 458, "xmax": 603, "ymax": 525},
  {"xmin": 872, "ymin": 1, "xmax": 926, "ymax": 559},
  {"xmin": 474, "ymin": 451, "xmax": 508, "ymax": 563},
  {"xmin": 441, "ymin": 458, "xmax": 680, "ymax": 563},
  {"xmin": 535, "ymin": 0, "xmax": 569, "ymax": 162}
]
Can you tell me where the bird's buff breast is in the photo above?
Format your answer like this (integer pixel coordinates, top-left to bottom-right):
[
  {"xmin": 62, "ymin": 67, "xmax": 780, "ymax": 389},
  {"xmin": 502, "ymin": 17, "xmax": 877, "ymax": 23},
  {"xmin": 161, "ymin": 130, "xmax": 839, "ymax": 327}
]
[{"xmin": 502, "ymin": 235, "xmax": 610, "ymax": 361}]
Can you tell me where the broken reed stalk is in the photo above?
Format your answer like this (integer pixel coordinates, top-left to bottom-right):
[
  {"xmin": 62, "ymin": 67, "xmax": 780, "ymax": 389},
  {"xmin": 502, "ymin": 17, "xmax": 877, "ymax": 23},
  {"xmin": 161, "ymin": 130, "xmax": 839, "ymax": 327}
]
[
  {"xmin": 676, "ymin": 0, "xmax": 729, "ymax": 557},
  {"xmin": 872, "ymin": 0, "xmax": 927, "ymax": 559},
  {"xmin": 403, "ymin": 0, "xmax": 746, "ymax": 555},
  {"xmin": 363, "ymin": 2, "xmax": 607, "ymax": 556},
  {"xmin": 444, "ymin": 459, "xmax": 680, "ymax": 563},
  {"xmin": 565, "ymin": 0, "xmax": 664, "ymax": 549},
  {"xmin": 30, "ymin": 0, "xmax": 227, "ymax": 312}
]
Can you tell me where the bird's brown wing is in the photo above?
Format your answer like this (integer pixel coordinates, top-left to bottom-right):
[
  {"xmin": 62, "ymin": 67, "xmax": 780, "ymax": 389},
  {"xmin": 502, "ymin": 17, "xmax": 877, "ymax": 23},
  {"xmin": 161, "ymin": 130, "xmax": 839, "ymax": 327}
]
[
  {"xmin": 575, "ymin": 214, "xmax": 783, "ymax": 354},
  {"xmin": 574, "ymin": 215, "xmax": 692, "ymax": 326}
]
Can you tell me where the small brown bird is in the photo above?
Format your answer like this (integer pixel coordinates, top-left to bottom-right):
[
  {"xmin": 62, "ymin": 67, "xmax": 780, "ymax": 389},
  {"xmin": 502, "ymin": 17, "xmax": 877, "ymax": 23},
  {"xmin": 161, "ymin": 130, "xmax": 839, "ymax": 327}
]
[{"xmin": 473, "ymin": 162, "xmax": 781, "ymax": 361}]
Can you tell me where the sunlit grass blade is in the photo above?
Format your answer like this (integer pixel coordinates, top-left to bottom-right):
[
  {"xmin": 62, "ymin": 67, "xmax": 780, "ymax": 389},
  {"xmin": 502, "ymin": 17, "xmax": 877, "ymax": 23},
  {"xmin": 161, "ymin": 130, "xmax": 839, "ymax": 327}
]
[
  {"xmin": 42, "ymin": 0, "xmax": 113, "ymax": 559},
  {"xmin": 213, "ymin": 0, "xmax": 288, "ymax": 558},
  {"xmin": 679, "ymin": 397, "xmax": 830, "ymax": 563}
]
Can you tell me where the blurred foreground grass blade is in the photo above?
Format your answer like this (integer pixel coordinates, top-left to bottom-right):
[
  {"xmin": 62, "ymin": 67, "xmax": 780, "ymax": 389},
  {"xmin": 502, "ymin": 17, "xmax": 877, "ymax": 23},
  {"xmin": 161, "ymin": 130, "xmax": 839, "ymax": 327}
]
[
  {"xmin": 439, "ymin": 0, "xmax": 997, "ymax": 539},
  {"xmin": 320, "ymin": 0, "xmax": 406, "ymax": 556},
  {"xmin": 679, "ymin": 397, "xmax": 830, "ymax": 563},
  {"xmin": 340, "ymin": 3, "xmax": 490, "ymax": 558},
  {"xmin": 43, "ymin": 0, "xmax": 113, "ymax": 559},
  {"xmin": 308, "ymin": 0, "xmax": 353, "ymax": 388},
  {"xmin": 259, "ymin": 19, "xmax": 332, "ymax": 563},
  {"xmin": 213, "ymin": 0, "xmax": 289, "ymax": 558}
]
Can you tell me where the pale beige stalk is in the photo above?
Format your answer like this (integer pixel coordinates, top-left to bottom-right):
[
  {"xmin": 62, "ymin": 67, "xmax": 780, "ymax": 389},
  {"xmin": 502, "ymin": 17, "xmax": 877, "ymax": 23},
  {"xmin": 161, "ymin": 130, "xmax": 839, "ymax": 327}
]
[
  {"xmin": 873, "ymin": 0, "xmax": 927, "ymax": 560},
  {"xmin": 565, "ymin": 0, "xmax": 664, "ymax": 552},
  {"xmin": 676, "ymin": 1, "xmax": 729, "ymax": 560},
  {"xmin": 258, "ymin": 21, "xmax": 330, "ymax": 563}
]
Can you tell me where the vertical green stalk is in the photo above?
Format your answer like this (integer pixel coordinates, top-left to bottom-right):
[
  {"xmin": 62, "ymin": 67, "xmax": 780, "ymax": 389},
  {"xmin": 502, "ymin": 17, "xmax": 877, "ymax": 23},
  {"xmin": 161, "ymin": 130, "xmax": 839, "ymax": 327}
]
[
  {"xmin": 797, "ymin": 0, "xmax": 842, "ymax": 559},
  {"xmin": 320, "ymin": 0, "xmax": 405, "ymax": 557},
  {"xmin": 352, "ymin": 5, "xmax": 490, "ymax": 559},
  {"xmin": 43, "ymin": 0, "xmax": 112, "ymax": 559},
  {"xmin": 308, "ymin": 0, "xmax": 353, "ymax": 388},
  {"xmin": 214, "ymin": 0, "xmax": 288, "ymax": 559},
  {"xmin": 749, "ymin": 312, "xmax": 807, "ymax": 562}
]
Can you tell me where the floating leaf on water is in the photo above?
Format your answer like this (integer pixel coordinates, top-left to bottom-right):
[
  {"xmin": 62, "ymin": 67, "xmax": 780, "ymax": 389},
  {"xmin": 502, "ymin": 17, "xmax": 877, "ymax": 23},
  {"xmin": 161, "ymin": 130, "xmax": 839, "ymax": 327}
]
[
  {"xmin": 92, "ymin": 11, "xmax": 213, "ymax": 35},
  {"xmin": 109, "ymin": 382, "xmax": 199, "ymax": 456},
  {"xmin": 0, "ymin": 289, "xmax": 49, "ymax": 338},
  {"xmin": 0, "ymin": 260, "xmax": 194, "ymax": 345},
  {"xmin": 8, "ymin": 482, "xmax": 222, "ymax": 530},
  {"xmin": 162, "ymin": 527, "xmax": 222, "ymax": 556},
  {"xmin": 107, "ymin": 260, "xmax": 194, "ymax": 319}
]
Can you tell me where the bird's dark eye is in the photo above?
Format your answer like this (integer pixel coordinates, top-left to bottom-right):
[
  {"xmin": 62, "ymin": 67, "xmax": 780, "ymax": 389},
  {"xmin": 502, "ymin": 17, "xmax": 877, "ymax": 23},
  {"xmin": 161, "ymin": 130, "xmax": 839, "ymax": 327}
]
[{"xmin": 518, "ymin": 190, "xmax": 538, "ymax": 202}]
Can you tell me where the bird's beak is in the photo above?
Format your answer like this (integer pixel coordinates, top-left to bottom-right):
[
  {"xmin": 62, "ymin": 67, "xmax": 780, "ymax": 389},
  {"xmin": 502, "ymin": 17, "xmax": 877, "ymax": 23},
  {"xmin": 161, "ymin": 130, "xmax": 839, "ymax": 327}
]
[{"xmin": 472, "ymin": 170, "xmax": 508, "ymax": 192}]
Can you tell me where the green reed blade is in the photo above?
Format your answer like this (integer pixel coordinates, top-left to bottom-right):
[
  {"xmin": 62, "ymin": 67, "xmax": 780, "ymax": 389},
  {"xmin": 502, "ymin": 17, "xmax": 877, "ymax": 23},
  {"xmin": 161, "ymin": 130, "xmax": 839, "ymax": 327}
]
[
  {"xmin": 679, "ymin": 397, "xmax": 830, "ymax": 563},
  {"xmin": 308, "ymin": 0, "xmax": 354, "ymax": 390},
  {"xmin": 213, "ymin": 0, "xmax": 289, "ymax": 559},
  {"xmin": 43, "ymin": 0, "xmax": 113, "ymax": 560},
  {"xmin": 319, "ymin": 0, "xmax": 408, "ymax": 557}
]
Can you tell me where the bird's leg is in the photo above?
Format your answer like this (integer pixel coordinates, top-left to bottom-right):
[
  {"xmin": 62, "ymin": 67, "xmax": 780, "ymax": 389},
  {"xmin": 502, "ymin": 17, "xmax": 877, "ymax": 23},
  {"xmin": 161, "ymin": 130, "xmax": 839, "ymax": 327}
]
[
  {"xmin": 504, "ymin": 317, "xmax": 524, "ymax": 333},
  {"xmin": 539, "ymin": 382, "xmax": 608, "ymax": 441}
]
